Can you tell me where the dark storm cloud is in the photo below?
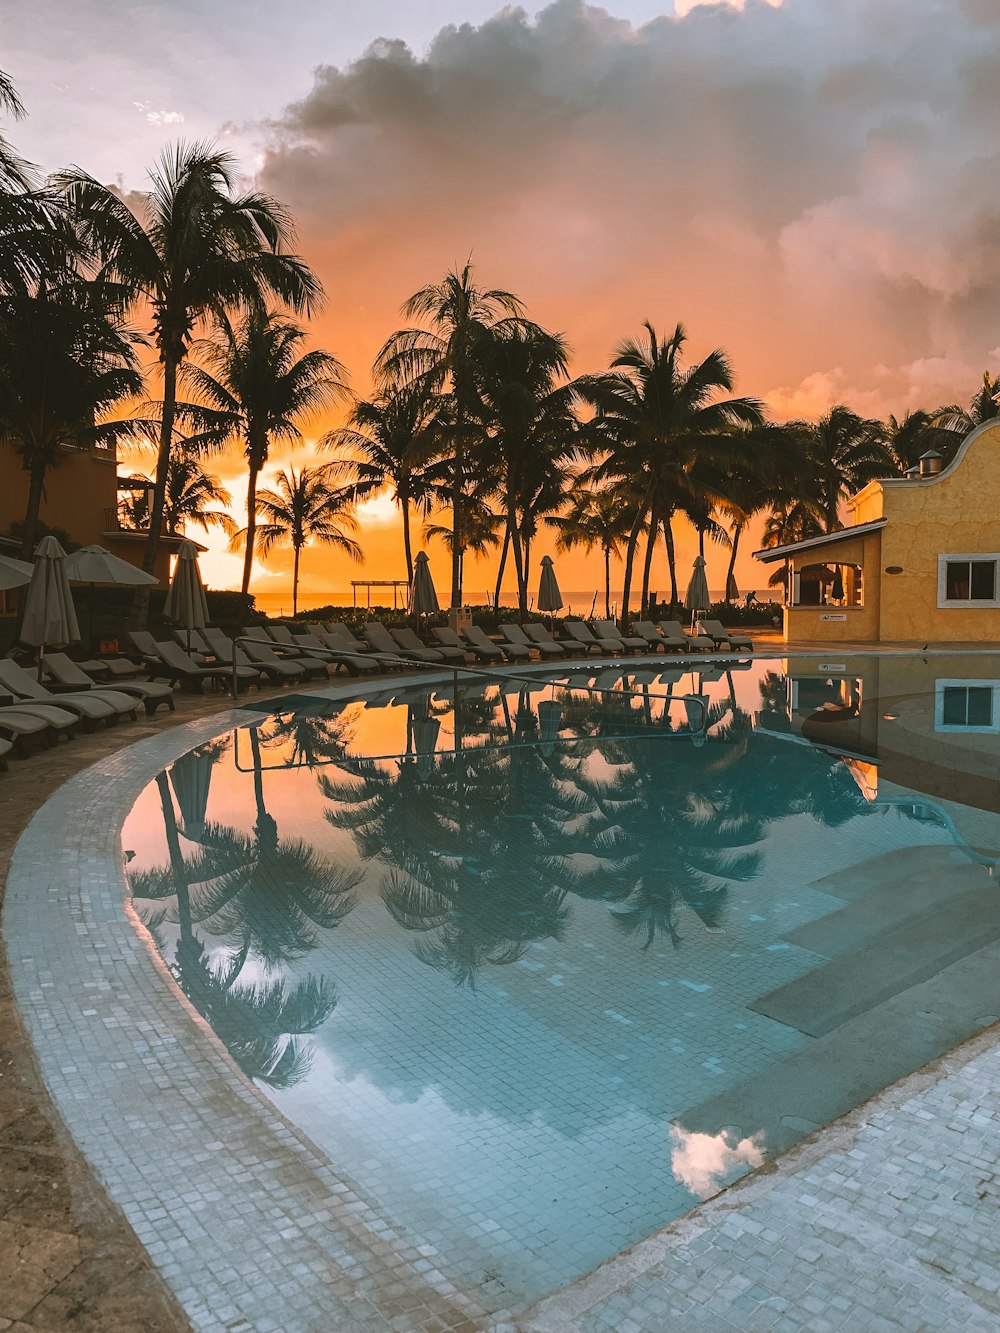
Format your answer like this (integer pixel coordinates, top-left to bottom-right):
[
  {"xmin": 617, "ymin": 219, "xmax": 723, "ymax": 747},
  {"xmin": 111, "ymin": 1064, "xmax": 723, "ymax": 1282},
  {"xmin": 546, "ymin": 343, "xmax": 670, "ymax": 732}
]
[{"xmin": 259, "ymin": 0, "xmax": 1000, "ymax": 417}]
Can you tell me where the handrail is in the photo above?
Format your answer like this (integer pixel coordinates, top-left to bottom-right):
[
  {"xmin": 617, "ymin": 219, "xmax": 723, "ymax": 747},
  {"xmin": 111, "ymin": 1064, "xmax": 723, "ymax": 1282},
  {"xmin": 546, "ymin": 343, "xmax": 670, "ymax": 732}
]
[{"xmin": 229, "ymin": 634, "xmax": 710, "ymax": 732}]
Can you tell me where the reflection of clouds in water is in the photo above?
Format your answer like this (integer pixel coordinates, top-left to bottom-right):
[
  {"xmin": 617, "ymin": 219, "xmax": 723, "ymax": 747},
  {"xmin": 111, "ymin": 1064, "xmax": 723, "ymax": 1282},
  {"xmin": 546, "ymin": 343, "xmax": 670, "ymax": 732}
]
[{"xmin": 670, "ymin": 1125, "xmax": 765, "ymax": 1199}]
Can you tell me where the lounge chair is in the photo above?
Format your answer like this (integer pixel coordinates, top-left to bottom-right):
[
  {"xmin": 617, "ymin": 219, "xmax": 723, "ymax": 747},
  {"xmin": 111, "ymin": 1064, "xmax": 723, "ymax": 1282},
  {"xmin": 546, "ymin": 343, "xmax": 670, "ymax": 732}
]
[
  {"xmin": 128, "ymin": 629, "xmax": 165, "ymax": 662},
  {"xmin": 78, "ymin": 657, "xmax": 142, "ymax": 679},
  {"xmin": 198, "ymin": 627, "xmax": 312, "ymax": 683},
  {"xmin": 148, "ymin": 640, "xmax": 237, "ymax": 690},
  {"xmin": 564, "ymin": 621, "xmax": 624, "ymax": 655},
  {"xmin": 685, "ymin": 625, "xmax": 717, "ymax": 652},
  {"xmin": 658, "ymin": 621, "xmax": 706, "ymax": 653},
  {"xmin": 365, "ymin": 622, "xmax": 440, "ymax": 663},
  {"xmin": 632, "ymin": 621, "xmax": 671, "ymax": 653},
  {"xmin": 393, "ymin": 626, "xmax": 463, "ymax": 662},
  {"xmin": 699, "ymin": 618, "xmax": 754, "ymax": 651},
  {"xmin": 43, "ymin": 653, "xmax": 176, "ymax": 715},
  {"xmin": 319, "ymin": 623, "xmax": 402, "ymax": 669},
  {"xmin": 498, "ymin": 624, "xmax": 543, "ymax": 658},
  {"xmin": 237, "ymin": 636, "xmax": 329, "ymax": 681},
  {"xmin": 0, "ymin": 708, "xmax": 67, "ymax": 751},
  {"xmin": 435, "ymin": 626, "xmax": 501, "ymax": 663},
  {"xmin": 593, "ymin": 619, "xmax": 647, "ymax": 653},
  {"xmin": 279, "ymin": 626, "xmax": 381, "ymax": 673},
  {"xmin": 0, "ymin": 658, "xmax": 137, "ymax": 724},
  {"xmin": 522, "ymin": 623, "xmax": 567, "ymax": 657},
  {"xmin": 465, "ymin": 624, "xmax": 531, "ymax": 661}
]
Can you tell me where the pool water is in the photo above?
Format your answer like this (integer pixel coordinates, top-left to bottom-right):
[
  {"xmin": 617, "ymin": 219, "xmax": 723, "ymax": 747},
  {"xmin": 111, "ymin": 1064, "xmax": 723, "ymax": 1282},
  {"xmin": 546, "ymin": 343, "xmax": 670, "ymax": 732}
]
[{"xmin": 122, "ymin": 654, "xmax": 1000, "ymax": 1307}]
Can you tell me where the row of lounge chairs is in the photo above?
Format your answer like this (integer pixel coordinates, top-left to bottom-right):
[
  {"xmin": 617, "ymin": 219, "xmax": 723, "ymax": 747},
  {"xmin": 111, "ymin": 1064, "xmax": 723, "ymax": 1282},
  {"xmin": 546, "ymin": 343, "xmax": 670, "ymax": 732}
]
[{"xmin": 0, "ymin": 653, "xmax": 180, "ymax": 772}]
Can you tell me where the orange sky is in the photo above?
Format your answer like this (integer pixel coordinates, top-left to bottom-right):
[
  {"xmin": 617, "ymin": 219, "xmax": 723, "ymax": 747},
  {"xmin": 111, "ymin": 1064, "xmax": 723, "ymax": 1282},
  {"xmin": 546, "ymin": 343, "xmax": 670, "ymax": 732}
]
[{"xmin": 101, "ymin": 0, "xmax": 1000, "ymax": 608}]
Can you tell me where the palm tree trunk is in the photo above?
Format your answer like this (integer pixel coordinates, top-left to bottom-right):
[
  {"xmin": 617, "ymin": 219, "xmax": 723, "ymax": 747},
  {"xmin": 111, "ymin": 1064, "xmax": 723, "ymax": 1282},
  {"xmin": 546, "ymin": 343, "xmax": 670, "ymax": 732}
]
[
  {"xmin": 241, "ymin": 461, "xmax": 260, "ymax": 597},
  {"xmin": 292, "ymin": 544, "xmax": 300, "ymax": 618},
  {"xmin": 640, "ymin": 506, "xmax": 658, "ymax": 614},
  {"xmin": 133, "ymin": 354, "xmax": 178, "ymax": 626},
  {"xmin": 698, "ymin": 526, "xmax": 706, "ymax": 559},
  {"xmin": 20, "ymin": 462, "xmax": 46, "ymax": 559},
  {"xmin": 519, "ymin": 524, "xmax": 533, "ymax": 617},
  {"xmin": 142, "ymin": 355, "xmax": 177, "ymax": 576},
  {"xmin": 604, "ymin": 547, "xmax": 612, "ymax": 620},
  {"xmin": 619, "ymin": 506, "xmax": 647, "ymax": 630},
  {"xmin": 663, "ymin": 513, "xmax": 678, "ymax": 607},
  {"xmin": 401, "ymin": 497, "xmax": 414, "ymax": 586},
  {"xmin": 725, "ymin": 524, "xmax": 743, "ymax": 601},
  {"xmin": 510, "ymin": 521, "xmax": 527, "ymax": 620},
  {"xmin": 494, "ymin": 521, "xmax": 512, "ymax": 610},
  {"xmin": 450, "ymin": 420, "xmax": 464, "ymax": 610}
]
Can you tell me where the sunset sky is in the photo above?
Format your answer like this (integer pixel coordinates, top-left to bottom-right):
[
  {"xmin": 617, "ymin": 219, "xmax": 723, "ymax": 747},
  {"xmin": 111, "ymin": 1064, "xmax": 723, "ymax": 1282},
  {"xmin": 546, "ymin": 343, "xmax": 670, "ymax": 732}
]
[{"xmin": 7, "ymin": 0, "xmax": 999, "ymax": 606}]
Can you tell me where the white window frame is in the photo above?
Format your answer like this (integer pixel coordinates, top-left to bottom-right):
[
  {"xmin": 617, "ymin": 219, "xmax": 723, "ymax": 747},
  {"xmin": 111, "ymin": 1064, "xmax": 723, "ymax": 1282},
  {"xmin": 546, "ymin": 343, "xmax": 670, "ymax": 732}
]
[
  {"xmin": 937, "ymin": 553, "xmax": 1000, "ymax": 609},
  {"xmin": 934, "ymin": 678, "xmax": 1000, "ymax": 733}
]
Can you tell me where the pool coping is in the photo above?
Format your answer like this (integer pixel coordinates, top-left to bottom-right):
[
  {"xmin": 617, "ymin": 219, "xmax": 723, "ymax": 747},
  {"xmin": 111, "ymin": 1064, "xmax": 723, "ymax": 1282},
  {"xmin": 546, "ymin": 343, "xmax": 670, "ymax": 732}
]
[{"xmin": 6, "ymin": 652, "xmax": 1000, "ymax": 1333}]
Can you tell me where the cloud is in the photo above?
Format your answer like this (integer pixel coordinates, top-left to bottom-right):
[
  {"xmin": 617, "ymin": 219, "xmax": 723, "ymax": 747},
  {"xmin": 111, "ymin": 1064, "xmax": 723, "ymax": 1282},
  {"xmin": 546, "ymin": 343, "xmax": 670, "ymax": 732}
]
[
  {"xmin": 669, "ymin": 1123, "xmax": 765, "ymax": 1198},
  {"xmin": 259, "ymin": 0, "xmax": 1000, "ymax": 425}
]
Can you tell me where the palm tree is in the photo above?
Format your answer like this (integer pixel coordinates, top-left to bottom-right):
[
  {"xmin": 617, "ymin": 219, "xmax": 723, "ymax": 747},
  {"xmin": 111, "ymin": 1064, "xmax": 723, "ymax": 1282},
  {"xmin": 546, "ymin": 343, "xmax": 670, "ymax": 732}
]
[
  {"xmin": 931, "ymin": 372, "xmax": 1000, "ymax": 438},
  {"xmin": 120, "ymin": 453, "xmax": 237, "ymax": 537},
  {"xmin": 547, "ymin": 484, "xmax": 639, "ymax": 618},
  {"xmin": 0, "ymin": 276, "xmax": 144, "ymax": 555},
  {"xmin": 59, "ymin": 143, "xmax": 322, "ymax": 607},
  {"xmin": 475, "ymin": 322, "xmax": 577, "ymax": 614},
  {"xmin": 576, "ymin": 322, "xmax": 764, "ymax": 625},
  {"xmin": 323, "ymin": 383, "xmax": 447, "ymax": 584},
  {"xmin": 180, "ymin": 309, "xmax": 348, "ymax": 596},
  {"xmin": 792, "ymin": 406, "xmax": 891, "ymax": 532},
  {"xmin": 376, "ymin": 263, "xmax": 536, "ymax": 609},
  {"xmin": 233, "ymin": 463, "xmax": 362, "ymax": 617}
]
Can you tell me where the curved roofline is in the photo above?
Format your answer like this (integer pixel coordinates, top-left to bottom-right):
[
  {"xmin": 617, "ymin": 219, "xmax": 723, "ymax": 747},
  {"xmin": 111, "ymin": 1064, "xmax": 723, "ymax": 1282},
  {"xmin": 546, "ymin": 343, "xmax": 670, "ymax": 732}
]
[{"xmin": 881, "ymin": 418, "xmax": 1000, "ymax": 489}]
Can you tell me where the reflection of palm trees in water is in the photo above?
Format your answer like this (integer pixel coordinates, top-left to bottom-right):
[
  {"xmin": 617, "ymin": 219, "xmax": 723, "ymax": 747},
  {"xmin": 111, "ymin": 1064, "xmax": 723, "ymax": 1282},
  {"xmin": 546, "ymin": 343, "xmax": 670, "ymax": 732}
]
[
  {"xmin": 129, "ymin": 770, "xmax": 340, "ymax": 1087},
  {"xmin": 324, "ymin": 691, "xmax": 605, "ymax": 988},
  {"xmin": 571, "ymin": 703, "xmax": 764, "ymax": 948},
  {"xmin": 191, "ymin": 724, "xmax": 361, "ymax": 975}
]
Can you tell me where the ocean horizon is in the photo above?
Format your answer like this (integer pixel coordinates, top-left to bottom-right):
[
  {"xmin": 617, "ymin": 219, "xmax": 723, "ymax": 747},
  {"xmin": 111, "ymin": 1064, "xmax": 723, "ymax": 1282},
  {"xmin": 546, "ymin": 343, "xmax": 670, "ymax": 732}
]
[{"xmin": 249, "ymin": 587, "xmax": 783, "ymax": 616}]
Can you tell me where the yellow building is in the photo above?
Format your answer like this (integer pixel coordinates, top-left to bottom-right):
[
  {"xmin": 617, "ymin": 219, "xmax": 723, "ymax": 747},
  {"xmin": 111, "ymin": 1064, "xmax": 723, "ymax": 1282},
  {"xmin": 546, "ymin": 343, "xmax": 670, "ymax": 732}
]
[
  {"xmin": 0, "ymin": 441, "xmax": 187, "ymax": 613},
  {"xmin": 754, "ymin": 420, "xmax": 1000, "ymax": 644}
]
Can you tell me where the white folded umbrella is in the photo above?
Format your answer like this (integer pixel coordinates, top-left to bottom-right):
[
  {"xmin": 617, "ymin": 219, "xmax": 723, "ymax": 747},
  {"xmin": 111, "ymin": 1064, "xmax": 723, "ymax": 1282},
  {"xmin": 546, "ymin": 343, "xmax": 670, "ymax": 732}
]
[
  {"xmin": 20, "ymin": 537, "xmax": 80, "ymax": 673},
  {"xmin": 164, "ymin": 540, "xmax": 209, "ymax": 651}
]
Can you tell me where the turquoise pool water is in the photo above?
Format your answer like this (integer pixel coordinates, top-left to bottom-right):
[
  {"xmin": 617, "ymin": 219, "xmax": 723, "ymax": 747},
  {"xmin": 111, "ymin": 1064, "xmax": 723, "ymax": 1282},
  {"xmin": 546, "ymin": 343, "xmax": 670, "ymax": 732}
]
[{"xmin": 122, "ymin": 655, "xmax": 1000, "ymax": 1308}]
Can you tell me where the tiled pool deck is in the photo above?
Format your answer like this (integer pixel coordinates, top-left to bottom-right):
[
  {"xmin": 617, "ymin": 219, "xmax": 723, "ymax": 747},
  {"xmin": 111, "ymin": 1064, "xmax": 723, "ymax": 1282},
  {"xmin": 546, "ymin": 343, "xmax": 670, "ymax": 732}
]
[{"xmin": 4, "ymin": 653, "xmax": 1000, "ymax": 1332}]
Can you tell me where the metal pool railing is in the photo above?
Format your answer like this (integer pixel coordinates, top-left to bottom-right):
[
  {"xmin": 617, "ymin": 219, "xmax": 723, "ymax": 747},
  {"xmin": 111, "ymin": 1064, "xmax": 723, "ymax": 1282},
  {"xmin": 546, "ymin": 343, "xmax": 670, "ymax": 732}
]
[{"xmin": 228, "ymin": 645, "xmax": 712, "ymax": 772}]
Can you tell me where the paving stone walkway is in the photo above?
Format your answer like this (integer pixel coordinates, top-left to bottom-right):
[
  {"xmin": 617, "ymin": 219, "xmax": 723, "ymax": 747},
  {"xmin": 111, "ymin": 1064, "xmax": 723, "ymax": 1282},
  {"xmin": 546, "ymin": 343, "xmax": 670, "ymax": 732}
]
[{"xmin": 513, "ymin": 1025, "xmax": 1000, "ymax": 1333}]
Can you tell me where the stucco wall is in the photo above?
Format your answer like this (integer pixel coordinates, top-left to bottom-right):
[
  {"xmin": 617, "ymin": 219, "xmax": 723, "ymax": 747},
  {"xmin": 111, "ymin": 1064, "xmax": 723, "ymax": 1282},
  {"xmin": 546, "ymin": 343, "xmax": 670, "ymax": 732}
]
[
  {"xmin": 0, "ymin": 446, "xmax": 118, "ymax": 549},
  {"xmin": 879, "ymin": 422, "xmax": 1000, "ymax": 642},
  {"xmin": 783, "ymin": 529, "xmax": 882, "ymax": 642}
]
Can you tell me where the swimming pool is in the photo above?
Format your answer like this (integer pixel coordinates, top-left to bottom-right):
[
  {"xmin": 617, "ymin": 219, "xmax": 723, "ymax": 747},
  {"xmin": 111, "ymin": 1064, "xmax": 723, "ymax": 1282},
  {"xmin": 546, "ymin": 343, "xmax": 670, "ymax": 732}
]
[{"xmin": 121, "ymin": 654, "xmax": 1000, "ymax": 1309}]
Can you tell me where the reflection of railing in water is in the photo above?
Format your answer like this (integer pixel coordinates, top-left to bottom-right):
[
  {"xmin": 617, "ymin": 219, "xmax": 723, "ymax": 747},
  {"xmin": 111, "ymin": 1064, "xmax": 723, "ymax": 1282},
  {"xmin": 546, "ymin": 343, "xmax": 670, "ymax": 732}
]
[{"xmin": 230, "ymin": 660, "xmax": 713, "ymax": 773}]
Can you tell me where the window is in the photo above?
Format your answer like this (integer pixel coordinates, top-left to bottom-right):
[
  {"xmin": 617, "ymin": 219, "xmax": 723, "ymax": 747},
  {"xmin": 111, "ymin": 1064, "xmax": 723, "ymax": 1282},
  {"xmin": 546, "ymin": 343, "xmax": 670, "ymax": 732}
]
[
  {"xmin": 934, "ymin": 679, "xmax": 1000, "ymax": 733},
  {"xmin": 938, "ymin": 554, "xmax": 1000, "ymax": 608}
]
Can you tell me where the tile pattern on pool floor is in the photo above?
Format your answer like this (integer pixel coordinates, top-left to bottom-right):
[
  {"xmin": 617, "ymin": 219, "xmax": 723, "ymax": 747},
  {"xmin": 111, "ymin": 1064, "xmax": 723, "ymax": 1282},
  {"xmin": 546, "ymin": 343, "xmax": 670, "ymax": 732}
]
[{"xmin": 5, "ymin": 662, "xmax": 1000, "ymax": 1333}]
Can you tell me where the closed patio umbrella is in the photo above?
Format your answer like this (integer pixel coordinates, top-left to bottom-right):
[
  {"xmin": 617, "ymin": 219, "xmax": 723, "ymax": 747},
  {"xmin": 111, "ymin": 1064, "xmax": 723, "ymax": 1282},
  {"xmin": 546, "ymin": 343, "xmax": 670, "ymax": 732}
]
[
  {"xmin": 409, "ymin": 550, "xmax": 439, "ymax": 620},
  {"xmin": 64, "ymin": 544, "xmax": 157, "ymax": 650},
  {"xmin": 168, "ymin": 742, "xmax": 220, "ymax": 843},
  {"xmin": 685, "ymin": 555, "xmax": 711, "ymax": 629},
  {"xmin": 20, "ymin": 536, "xmax": 80, "ymax": 675},
  {"xmin": 164, "ymin": 540, "xmax": 209, "ymax": 651},
  {"xmin": 537, "ymin": 698, "xmax": 563, "ymax": 756},
  {"xmin": 0, "ymin": 553, "xmax": 33, "ymax": 592},
  {"xmin": 538, "ymin": 555, "xmax": 563, "ymax": 614},
  {"xmin": 725, "ymin": 568, "xmax": 740, "ymax": 602}
]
